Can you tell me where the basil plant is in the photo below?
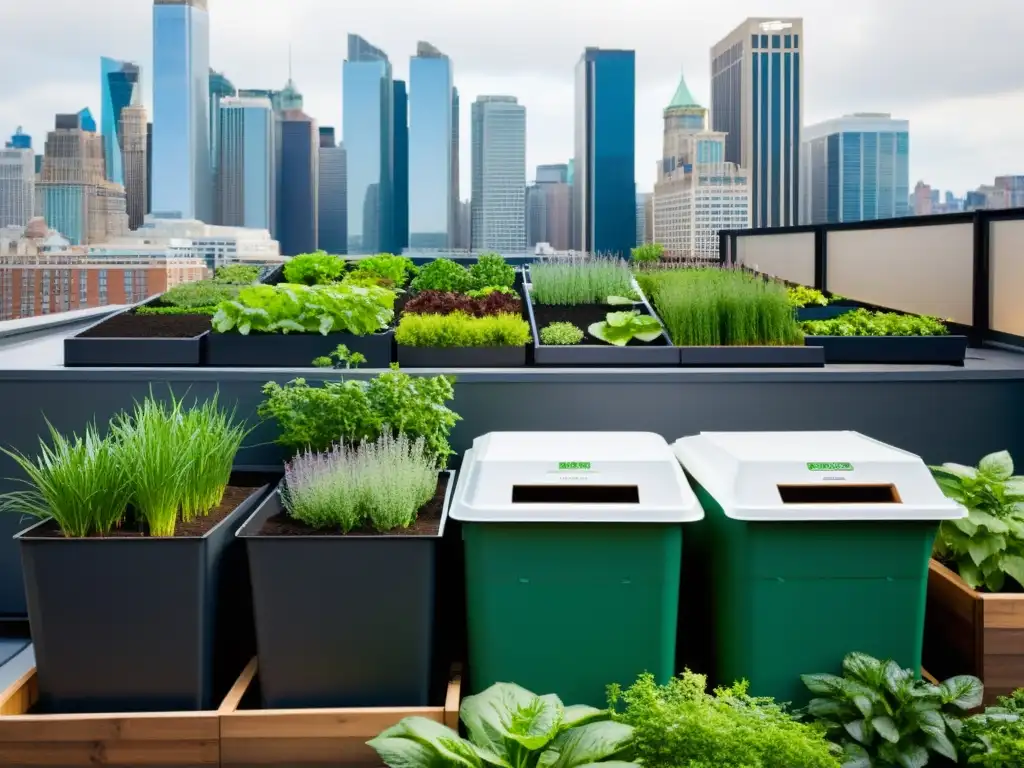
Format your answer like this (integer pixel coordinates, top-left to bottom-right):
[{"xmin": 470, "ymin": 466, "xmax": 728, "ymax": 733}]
[{"xmin": 368, "ymin": 683, "xmax": 638, "ymax": 768}]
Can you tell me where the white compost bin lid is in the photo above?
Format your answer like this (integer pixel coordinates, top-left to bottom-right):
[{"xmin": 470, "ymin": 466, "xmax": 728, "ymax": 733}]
[
  {"xmin": 450, "ymin": 431, "xmax": 703, "ymax": 523},
  {"xmin": 672, "ymin": 430, "xmax": 967, "ymax": 522}
]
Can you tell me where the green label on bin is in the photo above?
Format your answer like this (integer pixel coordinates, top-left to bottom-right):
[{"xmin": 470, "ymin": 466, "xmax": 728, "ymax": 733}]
[
  {"xmin": 806, "ymin": 462, "xmax": 854, "ymax": 472},
  {"xmin": 559, "ymin": 461, "xmax": 591, "ymax": 471}
]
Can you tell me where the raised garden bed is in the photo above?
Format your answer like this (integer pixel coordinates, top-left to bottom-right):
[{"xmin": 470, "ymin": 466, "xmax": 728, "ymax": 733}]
[
  {"xmin": 677, "ymin": 344, "xmax": 825, "ymax": 367},
  {"xmin": 804, "ymin": 334, "xmax": 969, "ymax": 365},
  {"xmin": 924, "ymin": 559, "xmax": 1024, "ymax": 704},
  {"xmin": 218, "ymin": 660, "xmax": 461, "ymax": 766},
  {"xmin": 396, "ymin": 345, "xmax": 526, "ymax": 367},
  {"xmin": 205, "ymin": 329, "xmax": 394, "ymax": 367},
  {"xmin": 64, "ymin": 308, "xmax": 210, "ymax": 367}
]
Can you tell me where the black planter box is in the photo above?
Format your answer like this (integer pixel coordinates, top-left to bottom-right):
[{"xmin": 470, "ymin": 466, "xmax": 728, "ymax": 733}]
[
  {"xmin": 16, "ymin": 484, "xmax": 269, "ymax": 714},
  {"xmin": 678, "ymin": 345, "xmax": 826, "ymax": 367},
  {"xmin": 797, "ymin": 306, "xmax": 857, "ymax": 321},
  {"xmin": 523, "ymin": 280, "xmax": 676, "ymax": 367},
  {"xmin": 205, "ymin": 329, "xmax": 394, "ymax": 367},
  {"xmin": 237, "ymin": 472, "xmax": 455, "ymax": 709},
  {"xmin": 805, "ymin": 335, "xmax": 969, "ymax": 365},
  {"xmin": 63, "ymin": 308, "xmax": 209, "ymax": 368},
  {"xmin": 396, "ymin": 345, "xmax": 526, "ymax": 368}
]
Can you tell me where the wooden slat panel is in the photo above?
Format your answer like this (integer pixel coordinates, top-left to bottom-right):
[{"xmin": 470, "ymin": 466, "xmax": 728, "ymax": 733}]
[
  {"xmin": 221, "ymin": 707, "xmax": 444, "ymax": 740},
  {"xmin": 221, "ymin": 736, "xmax": 380, "ymax": 765},
  {"xmin": 981, "ymin": 595, "xmax": 1024, "ymax": 629},
  {"xmin": 925, "ymin": 561, "xmax": 982, "ymax": 679},
  {"xmin": 0, "ymin": 714, "xmax": 218, "ymax": 742},
  {"xmin": 0, "ymin": 738, "xmax": 218, "ymax": 766}
]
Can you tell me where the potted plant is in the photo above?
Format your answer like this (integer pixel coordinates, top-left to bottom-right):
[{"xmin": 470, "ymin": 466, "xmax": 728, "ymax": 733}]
[
  {"xmin": 0, "ymin": 392, "xmax": 266, "ymax": 713},
  {"xmin": 925, "ymin": 450, "xmax": 1024, "ymax": 703},
  {"xmin": 524, "ymin": 255, "xmax": 677, "ymax": 366},
  {"xmin": 801, "ymin": 309, "xmax": 969, "ymax": 365}
]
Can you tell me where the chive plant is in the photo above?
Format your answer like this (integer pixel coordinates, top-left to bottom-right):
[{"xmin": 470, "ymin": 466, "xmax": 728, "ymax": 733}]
[{"xmin": 529, "ymin": 255, "xmax": 637, "ymax": 305}]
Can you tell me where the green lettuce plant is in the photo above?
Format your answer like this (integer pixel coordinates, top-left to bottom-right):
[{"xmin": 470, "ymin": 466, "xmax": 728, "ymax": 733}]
[
  {"xmin": 801, "ymin": 309, "xmax": 948, "ymax": 337},
  {"xmin": 410, "ymin": 257, "xmax": 472, "ymax": 294},
  {"xmin": 213, "ymin": 264, "xmax": 261, "ymax": 284},
  {"xmin": 282, "ymin": 251, "xmax": 346, "ymax": 285},
  {"xmin": 801, "ymin": 651, "xmax": 983, "ymax": 767},
  {"xmin": 368, "ymin": 682, "xmax": 638, "ymax": 768},
  {"xmin": 354, "ymin": 253, "xmax": 417, "ymax": 286},
  {"xmin": 161, "ymin": 280, "xmax": 240, "ymax": 309},
  {"xmin": 788, "ymin": 285, "xmax": 829, "ymax": 308},
  {"xmin": 929, "ymin": 451, "xmax": 1024, "ymax": 592},
  {"xmin": 588, "ymin": 311, "xmax": 662, "ymax": 346},
  {"xmin": 469, "ymin": 253, "xmax": 516, "ymax": 290},
  {"xmin": 395, "ymin": 311, "xmax": 531, "ymax": 348}
]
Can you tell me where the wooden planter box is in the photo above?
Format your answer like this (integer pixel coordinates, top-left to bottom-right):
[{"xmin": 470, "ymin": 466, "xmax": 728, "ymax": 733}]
[
  {"xmin": 0, "ymin": 658, "xmax": 254, "ymax": 766},
  {"xmin": 925, "ymin": 559, "xmax": 1024, "ymax": 704},
  {"xmin": 219, "ymin": 659, "xmax": 462, "ymax": 766}
]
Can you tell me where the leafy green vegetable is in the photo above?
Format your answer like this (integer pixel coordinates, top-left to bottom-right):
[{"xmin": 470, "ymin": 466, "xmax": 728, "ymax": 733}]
[
  {"xmin": 354, "ymin": 253, "xmax": 417, "ymax": 285},
  {"xmin": 395, "ymin": 311, "xmax": 531, "ymax": 348},
  {"xmin": 801, "ymin": 651, "xmax": 982, "ymax": 767},
  {"xmin": 161, "ymin": 280, "xmax": 241, "ymax": 309},
  {"xmin": 540, "ymin": 322, "xmax": 585, "ymax": 345},
  {"xmin": 282, "ymin": 251, "xmax": 346, "ymax": 285},
  {"xmin": 588, "ymin": 311, "xmax": 662, "ymax": 346},
  {"xmin": 957, "ymin": 690, "xmax": 1024, "ymax": 766},
  {"xmin": 213, "ymin": 264, "xmax": 261, "ymax": 285},
  {"xmin": 929, "ymin": 451, "xmax": 1024, "ymax": 592},
  {"xmin": 410, "ymin": 257, "xmax": 472, "ymax": 294},
  {"xmin": 466, "ymin": 286, "xmax": 517, "ymax": 298},
  {"xmin": 135, "ymin": 304, "xmax": 216, "ymax": 316},
  {"xmin": 630, "ymin": 243, "xmax": 663, "ymax": 263},
  {"xmin": 788, "ymin": 285, "xmax": 829, "ymax": 308},
  {"xmin": 469, "ymin": 253, "xmax": 516, "ymax": 290},
  {"xmin": 801, "ymin": 309, "xmax": 948, "ymax": 337}
]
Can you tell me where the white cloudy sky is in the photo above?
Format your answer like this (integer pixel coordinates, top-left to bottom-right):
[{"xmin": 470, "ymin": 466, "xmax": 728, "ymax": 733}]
[{"xmin": 4, "ymin": 0, "xmax": 1023, "ymax": 197}]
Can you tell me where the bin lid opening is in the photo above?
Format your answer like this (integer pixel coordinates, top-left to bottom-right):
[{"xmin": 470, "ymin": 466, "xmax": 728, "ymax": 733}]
[
  {"xmin": 777, "ymin": 484, "xmax": 901, "ymax": 505},
  {"xmin": 511, "ymin": 485, "xmax": 640, "ymax": 505}
]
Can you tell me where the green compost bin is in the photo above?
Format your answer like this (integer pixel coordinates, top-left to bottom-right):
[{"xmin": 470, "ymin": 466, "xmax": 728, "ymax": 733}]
[
  {"xmin": 672, "ymin": 430, "xmax": 965, "ymax": 707},
  {"xmin": 451, "ymin": 431, "xmax": 703, "ymax": 707}
]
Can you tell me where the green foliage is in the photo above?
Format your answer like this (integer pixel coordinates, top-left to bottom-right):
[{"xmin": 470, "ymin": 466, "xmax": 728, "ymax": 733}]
[
  {"xmin": 630, "ymin": 243, "xmax": 664, "ymax": 263},
  {"xmin": 258, "ymin": 365, "xmax": 460, "ymax": 465},
  {"xmin": 958, "ymin": 690, "xmax": 1024, "ymax": 766},
  {"xmin": 788, "ymin": 285, "xmax": 829, "ymax": 308},
  {"xmin": 636, "ymin": 268, "xmax": 804, "ymax": 346},
  {"xmin": 395, "ymin": 311, "xmax": 531, "ymax": 348},
  {"xmin": 540, "ymin": 322, "xmax": 585, "ymax": 345},
  {"xmin": 368, "ymin": 682, "xmax": 638, "ymax": 768},
  {"xmin": 469, "ymin": 252, "xmax": 516, "ymax": 290},
  {"xmin": 211, "ymin": 283, "xmax": 395, "ymax": 336},
  {"xmin": 311, "ymin": 344, "xmax": 367, "ymax": 370},
  {"xmin": 161, "ymin": 280, "xmax": 241, "ymax": 309},
  {"xmin": 801, "ymin": 309, "xmax": 949, "ymax": 337},
  {"xmin": 529, "ymin": 256, "xmax": 638, "ymax": 305},
  {"xmin": 588, "ymin": 311, "xmax": 663, "ymax": 346},
  {"xmin": 801, "ymin": 651, "xmax": 982, "ymax": 767},
  {"xmin": 929, "ymin": 451, "xmax": 1024, "ymax": 592},
  {"xmin": 136, "ymin": 304, "xmax": 216, "ymax": 316},
  {"xmin": 354, "ymin": 253, "xmax": 416, "ymax": 286},
  {"xmin": 213, "ymin": 264, "xmax": 261, "ymax": 284},
  {"xmin": 343, "ymin": 269, "xmax": 396, "ymax": 289},
  {"xmin": 282, "ymin": 251, "xmax": 346, "ymax": 285},
  {"xmin": 610, "ymin": 671, "xmax": 838, "ymax": 768},
  {"xmin": 466, "ymin": 286, "xmax": 516, "ymax": 298},
  {"xmin": 409, "ymin": 257, "xmax": 472, "ymax": 294},
  {"xmin": 281, "ymin": 432, "xmax": 437, "ymax": 533}
]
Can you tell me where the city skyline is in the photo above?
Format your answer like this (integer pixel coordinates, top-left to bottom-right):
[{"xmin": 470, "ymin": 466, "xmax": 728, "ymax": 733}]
[{"xmin": 4, "ymin": 0, "xmax": 1021, "ymax": 200}]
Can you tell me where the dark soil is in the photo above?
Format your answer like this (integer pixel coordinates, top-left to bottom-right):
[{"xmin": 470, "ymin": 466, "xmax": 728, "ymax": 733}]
[
  {"xmin": 258, "ymin": 473, "xmax": 449, "ymax": 538},
  {"xmin": 78, "ymin": 311, "xmax": 212, "ymax": 339},
  {"xmin": 531, "ymin": 303, "xmax": 668, "ymax": 346},
  {"xmin": 31, "ymin": 485, "xmax": 261, "ymax": 538}
]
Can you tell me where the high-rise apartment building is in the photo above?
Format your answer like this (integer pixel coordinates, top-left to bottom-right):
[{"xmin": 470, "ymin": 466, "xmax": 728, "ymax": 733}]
[
  {"xmin": 526, "ymin": 164, "xmax": 572, "ymax": 250},
  {"xmin": 394, "ymin": 79, "xmax": 409, "ymax": 252},
  {"xmin": 409, "ymin": 41, "xmax": 454, "ymax": 249},
  {"xmin": 451, "ymin": 87, "xmax": 460, "ymax": 246},
  {"xmin": 0, "ymin": 131, "xmax": 36, "ymax": 229},
  {"xmin": 152, "ymin": 0, "xmax": 212, "ymax": 221},
  {"xmin": 217, "ymin": 97, "xmax": 275, "ymax": 232},
  {"xmin": 456, "ymin": 199, "xmax": 471, "ymax": 250},
  {"xmin": 343, "ymin": 34, "xmax": 393, "ymax": 254},
  {"xmin": 574, "ymin": 48, "xmax": 636, "ymax": 256},
  {"xmin": 471, "ymin": 96, "xmax": 526, "ymax": 252},
  {"xmin": 119, "ymin": 104, "xmax": 148, "ymax": 229},
  {"xmin": 710, "ymin": 18, "xmax": 803, "ymax": 228},
  {"xmin": 100, "ymin": 57, "xmax": 142, "ymax": 186},
  {"xmin": 209, "ymin": 69, "xmax": 236, "ymax": 182},
  {"xmin": 276, "ymin": 110, "xmax": 318, "ymax": 256},
  {"xmin": 145, "ymin": 122, "xmax": 152, "ymax": 214},
  {"xmin": 236, "ymin": 84, "xmax": 303, "ymax": 115},
  {"xmin": 635, "ymin": 193, "xmax": 651, "ymax": 245},
  {"xmin": 801, "ymin": 113, "xmax": 910, "ymax": 224},
  {"xmin": 913, "ymin": 181, "xmax": 933, "ymax": 216},
  {"xmin": 995, "ymin": 176, "xmax": 1024, "ymax": 209},
  {"xmin": 537, "ymin": 164, "xmax": 568, "ymax": 184},
  {"xmin": 318, "ymin": 127, "xmax": 347, "ymax": 254}
]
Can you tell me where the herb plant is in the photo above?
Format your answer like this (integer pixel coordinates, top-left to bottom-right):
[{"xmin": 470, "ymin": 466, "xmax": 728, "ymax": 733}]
[
  {"xmin": 211, "ymin": 283, "xmax": 395, "ymax": 336},
  {"xmin": 395, "ymin": 312, "xmax": 531, "ymax": 347},
  {"xmin": 161, "ymin": 280, "xmax": 241, "ymax": 310},
  {"xmin": 789, "ymin": 285, "xmax": 829, "ymax": 308},
  {"xmin": 282, "ymin": 251, "xmax": 346, "ymax": 285},
  {"xmin": 281, "ymin": 432, "xmax": 437, "ymax": 533},
  {"xmin": 136, "ymin": 304, "xmax": 217, "ymax": 316},
  {"xmin": 466, "ymin": 286, "xmax": 516, "ymax": 298},
  {"xmin": 354, "ymin": 253, "xmax": 416, "ymax": 286},
  {"xmin": 409, "ymin": 257, "xmax": 472, "ymax": 294},
  {"xmin": 402, "ymin": 289, "xmax": 522, "ymax": 317},
  {"xmin": 630, "ymin": 243, "xmax": 663, "ymax": 263},
  {"xmin": 529, "ymin": 256, "xmax": 638, "ymax": 305},
  {"xmin": 213, "ymin": 264, "xmax": 261, "ymax": 285},
  {"xmin": 540, "ymin": 322, "xmax": 584, "ymax": 345},
  {"xmin": 610, "ymin": 671, "xmax": 838, "ymax": 768},
  {"xmin": 369, "ymin": 682, "xmax": 638, "ymax": 768},
  {"xmin": 589, "ymin": 311, "xmax": 663, "ymax": 346},
  {"xmin": 312, "ymin": 344, "xmax": 367, "ymax": 370},
  {"xmin": 929, "ymin": 451, "xmax": 1024, "ymax": 592},
  {"xmin": 801, "ymin": 651, "xmax": 983, "ymax": 767},
  {"xmin": 958, "ymin": 691, "xmax": 1024, "ymax": 766},
  {"xmin": 469, "ymin": 252, "xmax": 516, "ymax": 290},
  {"xmin": 344, "ymin": 269, "xmax": 396, "ymax": 288},
  {"xmin": 801, "ymin": 309, "xmax": 948, "ymax": 337}
]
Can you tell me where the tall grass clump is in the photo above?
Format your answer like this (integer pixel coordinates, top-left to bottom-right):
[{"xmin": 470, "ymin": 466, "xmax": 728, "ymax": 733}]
[
  {"xmin": 529, "ymin": 255, "xmax": 637, "ymax": 305},
  {"xmin": 281, "ymin": 431, "xmax": 437, "ymax": 534},
  {"xmin": 636, "ymin": 267, "xmax": 803, "ymax": 346}
]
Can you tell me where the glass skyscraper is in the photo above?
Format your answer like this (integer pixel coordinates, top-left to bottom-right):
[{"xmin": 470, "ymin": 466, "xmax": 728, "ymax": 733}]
[
  {"xmin": 573, "ymin": 48, "xmax": 636, "ymax": 257},
  {"xmin": 409, "ymin": 42, "xmax": 453, "ymax": 249},
  {"xmin": 152, "ymin": 0, "xmax": 211, "ymax": 222},
  {"xmin": 394, "ymin": 79, "xmax": 409, "ymax": 252},
  {"xmin": 100, "ymin": 57, "xmax": 141, "ymax": 186},
  {"xmin": 217, "ymin": 96, "xmax": 275, "ymax": 231},
  {"xmin": 277, "ymin": 110, "xmax": 318, "ymax": 256},
  {"xmin": 343, "ymin": 34, "xmax": 393, "ymax": 255},
  {"xmin": 209, "ymin": 69, "xmax": 236, "ymax": 187},
  {"xmin": 802, "ymin": 113, "xmax": 910, "ymax": 224},
  {"xmin": 471, "ymin": 96, "xmax": 526, "ymax": 252},
  {"xmin": 318, "ymin": 127, "xmax": 347, "ymax": 254}
]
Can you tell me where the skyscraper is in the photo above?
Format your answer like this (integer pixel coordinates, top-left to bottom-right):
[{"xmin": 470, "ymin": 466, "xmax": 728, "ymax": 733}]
[
  {"xmin": 343, "ymin": 34, "xmax": 393, "ymax": 254},
  {"xmin": 393, "ymin": 79, "xmax": 409, "ymax": 252},
  {"xmin": 152, "ymin": 0, "xmax": 212, "ymax": 221},
  {"xmin": 277, "ymin": 110, "xmax": 318, "ymax": 256},
  {"xmin": 209, "ymin": 69, "xmax": 236, "ymax": 182},
  {"xmin": 145, "ymin": 122, "xmax": 152, "ymax": 214},
  {"xmin": 318, "ymin": 127, "xmax": 347, "ymax": 254},
  {"xmin": 527, "ymin": 164, "xmax": 572, "ymax": 250},
  {"xmin": 801, "ymin": 113, "xmax": 910, "ymax": 224},
  {"xmin": 451, "ymin": 87, "xmax": 460, "ymax": 247},
  {"xmin": 409, "ymin": 41, "xmax": 453, "ymax": 249},
  {"xmin": 217, "ymin": 96, "xmax": 275, "ymax": 231},
  {"xmin": 537, "ymin": 164, "xmax": 568, "ymax": 183},
  {"xmin": 573, "ymin": 48, "xmax": 636, "ymax": 257},
  {"xmin": 0, "ymin": 136, "xmax": 35, "ymax": 228},
  {"xmin": 119, "ymin": 104, "xmax": 149, "ymax": 229},
  {"xmin": 100, "ymin": 57, "xmax": 142, "ymax": 186},
  {"xmin": 710, "ymin": 18, "xmax": 803, "ymax": 227},
  {"xmin": 471, "ymin": 96, "xmax": 526, "ymax": 252}
]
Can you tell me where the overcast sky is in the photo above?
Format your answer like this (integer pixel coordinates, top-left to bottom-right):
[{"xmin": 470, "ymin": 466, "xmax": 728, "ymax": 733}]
[{"xmin": 4, "ymin": 0, "xmax": 1022, "ymax": 197}]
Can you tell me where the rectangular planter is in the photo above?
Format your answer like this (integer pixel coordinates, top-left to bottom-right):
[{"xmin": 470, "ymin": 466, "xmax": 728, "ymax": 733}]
[
  {"xmin": 16, "ymin": 484, "xmax": 269, "ymax": 714},
  {"xmin": 805, "ymin": 335, "xmax": 969, "ymax": 365},
  {"xmin": 218, "ymin": 659, "xmax": 462, "ymax": 766},
  {"xmin": 523, "ymin": 280, "xmax": 677, "ymax": 367},
  {"xmin": 396, "ymin": 345, "xmax": 526, "ymax": 368},
  {"xmin": 678, "ymin": 345, "xmax": 825, "ymax": 367},
  {"xmin": 237, "ymin": 472, "xmax": 455, "ymax": 709},
  {"xmin": 205, "ymin": 329, "xmax": 393, "ymax": 367},
  {"xmin": 64, "ymin": 307, "xmax": 209, "ymax": 368},
  {"xmin": 924, "ymin": 559, "xmax": 1024, "ymax": 704}
]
